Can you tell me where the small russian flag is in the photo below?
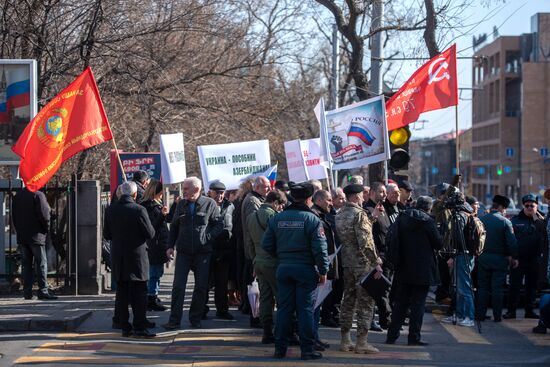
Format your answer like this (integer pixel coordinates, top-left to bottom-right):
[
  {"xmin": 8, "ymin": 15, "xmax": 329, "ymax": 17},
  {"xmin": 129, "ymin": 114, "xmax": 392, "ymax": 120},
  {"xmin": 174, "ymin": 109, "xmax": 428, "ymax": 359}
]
[
  {"xmin": 261, "ymin": 164, "xmax": 278, "ymax": 188},
  {"xmin": 348, "ymin": 122, "xmax": 376, "ymax": 146}
]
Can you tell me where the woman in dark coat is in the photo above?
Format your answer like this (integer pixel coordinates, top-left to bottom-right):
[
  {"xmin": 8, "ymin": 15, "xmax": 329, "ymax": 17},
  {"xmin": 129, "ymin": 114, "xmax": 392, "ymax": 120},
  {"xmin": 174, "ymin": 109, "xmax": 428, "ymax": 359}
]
[{"xmin": 141, "ymin": 179, "xmax": 170, "ymax": 311}]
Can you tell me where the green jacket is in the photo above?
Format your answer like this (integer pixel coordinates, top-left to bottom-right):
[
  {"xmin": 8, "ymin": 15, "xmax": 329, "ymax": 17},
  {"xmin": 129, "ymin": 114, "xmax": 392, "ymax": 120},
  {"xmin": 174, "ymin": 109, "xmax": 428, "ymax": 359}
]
[
  {"xmin": 262, "ymin": 202, "xmax": 329, "ymax": 275},
  {"xmin": 246, "ymin": 203, "xmax": 278, "ymax": 267},
  {"xmin": 479, "ymin": 210, "xmax": 518, "ymax": 258}
]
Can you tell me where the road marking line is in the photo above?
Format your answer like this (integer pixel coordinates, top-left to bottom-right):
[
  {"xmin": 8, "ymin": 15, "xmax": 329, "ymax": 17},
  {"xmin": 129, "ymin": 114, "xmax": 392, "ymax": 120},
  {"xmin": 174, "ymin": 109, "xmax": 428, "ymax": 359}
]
[
  {"xmin": 435, "ymin": 317, "xmax": 491, "ymax": 344},
  {"xmin": 14, "ymin": 355, "xmax": 430, "ymax": 367},
  {"xmin": 13, "ymin": 356, "xmax": 192, "ymax": 365},
  {"xmin": 500, "ymin": 319, "xmax": 550, "ymax": 346}
]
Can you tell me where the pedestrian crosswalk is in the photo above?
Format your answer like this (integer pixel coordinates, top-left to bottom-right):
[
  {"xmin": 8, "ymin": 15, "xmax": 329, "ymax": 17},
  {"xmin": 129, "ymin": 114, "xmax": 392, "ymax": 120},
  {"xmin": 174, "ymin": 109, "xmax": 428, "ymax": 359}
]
[{"xmin": 12, "ymin": 313, "xmax": 550, "ymax": 366}]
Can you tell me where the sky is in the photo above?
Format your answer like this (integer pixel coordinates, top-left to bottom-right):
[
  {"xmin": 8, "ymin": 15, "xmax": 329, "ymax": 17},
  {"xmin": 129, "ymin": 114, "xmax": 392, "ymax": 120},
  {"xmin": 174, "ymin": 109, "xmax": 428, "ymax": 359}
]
[{"xmin": 408, "ymin": 0, "xmax": 550, "ymax": 137}]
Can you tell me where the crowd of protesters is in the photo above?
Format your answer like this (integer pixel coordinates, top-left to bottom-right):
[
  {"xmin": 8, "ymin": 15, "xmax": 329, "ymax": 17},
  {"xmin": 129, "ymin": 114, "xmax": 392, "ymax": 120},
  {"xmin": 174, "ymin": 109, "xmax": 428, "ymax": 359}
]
[{"xmin": 87, "ymin": 169, "xmax": 550, "ymax": 359}]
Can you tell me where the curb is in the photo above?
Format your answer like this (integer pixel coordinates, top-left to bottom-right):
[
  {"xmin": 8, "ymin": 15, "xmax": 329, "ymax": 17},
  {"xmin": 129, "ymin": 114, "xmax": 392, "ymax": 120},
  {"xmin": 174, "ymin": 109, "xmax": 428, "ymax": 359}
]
[{"xmin": 0, "ymin": 310, "xmax": 92, "ymax": 332}]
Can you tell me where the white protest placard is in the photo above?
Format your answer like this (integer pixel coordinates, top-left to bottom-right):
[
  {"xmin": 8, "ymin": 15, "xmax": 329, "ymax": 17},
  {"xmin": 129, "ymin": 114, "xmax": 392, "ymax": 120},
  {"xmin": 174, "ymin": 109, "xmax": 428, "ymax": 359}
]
[
  {"xmin": 159, "ymin": 133, "xmax": 187, "ymax": 184},
  {"xmin": 284, "ymin": 138, "xmax": 328, "ymax": 183},
  {"xmin": 324, "ymin": 96, "xmax": 390, "ymax": 170},
  {"xmin": 284, "ymin": 139, "xmax": 308, "ymax": 183},
  {"xmin": 198, "ymin": 140, "xmax": 271, "ymax": 191},
  {"xmin": 301, "ymin": 138, "xmax": 328, "ymax": 181}
]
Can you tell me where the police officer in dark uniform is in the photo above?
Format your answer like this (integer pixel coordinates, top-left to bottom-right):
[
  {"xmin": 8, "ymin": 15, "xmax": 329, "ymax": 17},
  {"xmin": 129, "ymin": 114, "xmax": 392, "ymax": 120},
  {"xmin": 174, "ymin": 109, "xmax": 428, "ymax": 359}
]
[
  {"xmin": 504, "ymin": 194, "xmax": 545, "ymax": 319},
  {"xmin": 262, "ymin": 182, "xmax": 329, "ymax": 360},
  {"xmin": 476, "ymin": 195, "xmax": 518, "ymax": 322}
]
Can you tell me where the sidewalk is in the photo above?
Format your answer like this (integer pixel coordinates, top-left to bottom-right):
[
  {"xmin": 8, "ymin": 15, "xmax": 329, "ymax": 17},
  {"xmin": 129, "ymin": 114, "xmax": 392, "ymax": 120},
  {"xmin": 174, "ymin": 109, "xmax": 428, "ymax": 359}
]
[
  {"xmin": 0, "ymin": 264, "xmax": 448, "ymax": 333},
  {"xmin": 0, "ymin": 292, "xmax": 112, "ymax": 332}
]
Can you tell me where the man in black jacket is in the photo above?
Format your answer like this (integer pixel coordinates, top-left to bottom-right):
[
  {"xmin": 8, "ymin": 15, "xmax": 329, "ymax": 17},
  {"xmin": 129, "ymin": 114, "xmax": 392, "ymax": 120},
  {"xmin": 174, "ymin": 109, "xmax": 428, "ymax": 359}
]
[
  {"xmin": 505, "ymin": 194, "xmax": 545, "ymax": 319},
  {"xmin": 103, "ymin": 181, "xmax": 156, "ymax": 338},
  {"xmin": 205, "ymin": 180, "xmax": 235, "ymax": 320},
  {"xmin": 164, "ymin": 177, "xmax": 223, "ymax": 330},
  {"xmin": 311, "ymin": 190, "xmax": 338, "ymax": 349},
  {"xmin": 132, "ymin": 170, "xmax": 149, "ymax": 204},
  {"xmin": 364, "ymin": 181, "xmax": 390, "ymax": 330},
  {"xmin": 12, "ymin": 187, "xmax": 56, "ymax": 300},
  {"xmin": 386, "ymin": 196, "xmax": 443, "ymax": 346}
]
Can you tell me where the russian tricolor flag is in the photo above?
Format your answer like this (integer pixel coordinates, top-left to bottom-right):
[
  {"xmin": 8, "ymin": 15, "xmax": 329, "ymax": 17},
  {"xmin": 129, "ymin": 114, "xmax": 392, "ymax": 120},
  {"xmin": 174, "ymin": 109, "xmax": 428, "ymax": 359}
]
[
  {"xmin": 348, "ymin": 122, "xmax": 376, "ymax": 146},
  {"xmin": 0, "ymin": 68, "xmax": 30, "ymax": 124},
  {"xmin": 259, "ymin": 164, "xmax": 278, "ymax": 188}
]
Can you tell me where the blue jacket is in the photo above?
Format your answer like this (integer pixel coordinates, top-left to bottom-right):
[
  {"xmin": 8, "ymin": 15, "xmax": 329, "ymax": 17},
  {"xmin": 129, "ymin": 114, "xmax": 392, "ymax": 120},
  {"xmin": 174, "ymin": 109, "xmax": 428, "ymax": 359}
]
[
  {"xmin": 479, "ymin": 210, "xmax": 518, "ymax": 258},
  {"xmin": 262, "ymin": 202, "xmax": 329, "ymax": 275}
]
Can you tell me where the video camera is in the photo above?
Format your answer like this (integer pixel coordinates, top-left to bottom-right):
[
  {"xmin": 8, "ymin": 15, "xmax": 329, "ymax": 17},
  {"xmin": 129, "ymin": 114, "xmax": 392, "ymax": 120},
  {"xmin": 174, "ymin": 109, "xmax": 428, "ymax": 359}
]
[{"xmin": 444, "ymin": 191, "xmax": 465, "ymax": 210}]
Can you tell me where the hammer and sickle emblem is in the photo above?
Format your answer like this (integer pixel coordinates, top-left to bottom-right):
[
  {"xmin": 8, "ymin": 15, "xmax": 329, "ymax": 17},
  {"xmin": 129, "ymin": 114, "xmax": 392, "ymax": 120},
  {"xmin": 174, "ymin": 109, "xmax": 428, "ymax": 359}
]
[{"xmin": 428, "ymin": 56, "xmax": 450, "ymax": 85}]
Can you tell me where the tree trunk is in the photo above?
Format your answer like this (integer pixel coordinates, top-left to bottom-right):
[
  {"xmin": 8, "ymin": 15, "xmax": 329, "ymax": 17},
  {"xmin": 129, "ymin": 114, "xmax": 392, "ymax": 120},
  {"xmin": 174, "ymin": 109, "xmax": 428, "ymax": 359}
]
[{"xmin": 423, "ymin": 0, "xmax": 440, "ymax": 57}]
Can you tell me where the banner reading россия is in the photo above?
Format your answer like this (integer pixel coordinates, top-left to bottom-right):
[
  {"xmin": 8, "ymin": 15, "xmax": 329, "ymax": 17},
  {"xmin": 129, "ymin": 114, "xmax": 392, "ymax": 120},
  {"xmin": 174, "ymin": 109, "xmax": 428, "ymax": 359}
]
[
  {"xmin": 324, "ymin": 96, "xmax": 390, "ymax": 170},
  {"xmin": 198, "ymin": 139, "xmax": 271, "ymax": 191}
]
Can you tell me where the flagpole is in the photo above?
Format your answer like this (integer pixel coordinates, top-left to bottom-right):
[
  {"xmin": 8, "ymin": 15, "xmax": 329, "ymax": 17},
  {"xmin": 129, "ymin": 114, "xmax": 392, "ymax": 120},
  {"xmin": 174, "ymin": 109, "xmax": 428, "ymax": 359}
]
[
  {"xmin": 110, "ymin": 135, "xmax": 127, "ymax": 182},
  {"xmin": 455, "ymin": 105, "xmax": 460, "ymax": 175}
]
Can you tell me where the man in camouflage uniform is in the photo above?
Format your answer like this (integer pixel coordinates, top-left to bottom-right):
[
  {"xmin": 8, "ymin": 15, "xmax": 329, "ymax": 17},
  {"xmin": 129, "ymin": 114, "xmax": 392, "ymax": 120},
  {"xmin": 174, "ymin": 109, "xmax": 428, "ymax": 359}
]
[{"xmin": 335, "ymin": 184, "xmax": 384, "ymax": 354}]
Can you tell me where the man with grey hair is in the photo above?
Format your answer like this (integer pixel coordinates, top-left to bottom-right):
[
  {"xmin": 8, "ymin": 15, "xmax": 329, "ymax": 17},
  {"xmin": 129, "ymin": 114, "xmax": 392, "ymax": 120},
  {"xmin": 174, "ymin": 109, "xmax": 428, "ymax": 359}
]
[
  {"xmin": 104, "ymin": 181, "xmax": 156, "ymax": 338},
  {"xmin": 386, "ymin": 196, "xmax": 442, "ymax": 346},
  {"xmin": 331, "ymin": 188, "xmax": 346, "ymax": 212},
  {"xmin": 164, "ymin": 177, "xmax": 223, "ymax": 330},
  {"xmin": 384, "ymin": 183, "xmax": 401, "ymax": 224},
  {"xmin": 241, "ymin": 175, "xmax": 271, "ymax": 327},
  {"xmin": 309, "ymin": 179, "xmax": 323, "ymax": 192}
]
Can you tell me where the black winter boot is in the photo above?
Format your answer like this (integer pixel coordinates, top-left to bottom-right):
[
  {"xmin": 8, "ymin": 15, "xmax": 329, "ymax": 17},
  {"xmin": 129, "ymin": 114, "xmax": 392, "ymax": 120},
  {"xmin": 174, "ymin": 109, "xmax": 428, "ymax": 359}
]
[{"xmin": 148, "ymin": 295, "xmax": 167, "ymax": 311}]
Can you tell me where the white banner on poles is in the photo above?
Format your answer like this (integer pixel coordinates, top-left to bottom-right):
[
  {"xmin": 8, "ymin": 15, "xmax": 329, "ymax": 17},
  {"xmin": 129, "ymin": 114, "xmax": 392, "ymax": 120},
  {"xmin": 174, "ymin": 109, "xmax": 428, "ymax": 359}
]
[
  {"xmin": 324, "ymin": 96, "xmax": 390, "ymax": 170},
  {"xmin": 198, "ymin": 139, "xmax": 271, "ymax": 191},
  {"xmin": 284, "ymin": 138, "xmax": 328, "ymax": 183},
  {"xmin": 160, "ymin": 133, "xmax": 187, "ymax": 184}
]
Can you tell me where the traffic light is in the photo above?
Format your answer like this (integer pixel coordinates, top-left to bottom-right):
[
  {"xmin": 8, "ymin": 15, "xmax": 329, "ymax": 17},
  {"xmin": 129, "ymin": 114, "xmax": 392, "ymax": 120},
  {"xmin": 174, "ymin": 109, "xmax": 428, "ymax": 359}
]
[
  {"xmin": 496, "ymin": 165, "xmax": 503, "ymax": 176},
  {"xmin": 388, "ymin": 126, "xmax": 411, "ymax": 171}
]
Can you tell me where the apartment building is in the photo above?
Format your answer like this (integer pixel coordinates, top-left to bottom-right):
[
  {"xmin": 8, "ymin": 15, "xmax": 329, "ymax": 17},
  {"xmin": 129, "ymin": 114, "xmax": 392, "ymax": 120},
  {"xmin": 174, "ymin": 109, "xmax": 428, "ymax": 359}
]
[{"xmin": 471, "ymin": 13, "xmax": 550, "ymax": 204}]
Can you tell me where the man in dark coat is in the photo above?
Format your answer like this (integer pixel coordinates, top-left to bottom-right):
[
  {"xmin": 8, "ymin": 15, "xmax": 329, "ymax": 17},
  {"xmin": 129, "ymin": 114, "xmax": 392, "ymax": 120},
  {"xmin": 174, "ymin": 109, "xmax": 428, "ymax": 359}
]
[
  {"xmin": 132, "ymin": 170, "xmax": 149, "ymax": 204},
  {"xmin": 164, "ymin": 177, "xmax": 223, "ymax": 330},
  {"xmin": 477, "ymin": 195, "xmax": 518, "ymax": 322},
  {"xmin": 386, "ymin": 196, "xmax": 443, "ymax": 346},
  {"xmin": 364, "ymin": 181, "xmax": 390, "ymax": 331},
  {"xmin": 205, "ymin": 180, "xmax": 235, "ymax": 320},
  {"xmin": 103, "ymin": 181, "xmax": 156, "ymax": 338},
  {"xmin": 311, "ymin": 189, "xmax": 338, "ymax": 349},
  {"xmin": 12, "ymin": 187, "xmax": 56, "ymax": 300},
  {"xmin": 504, "ymin": 194, "xmax": 545, "ymax": 319}
]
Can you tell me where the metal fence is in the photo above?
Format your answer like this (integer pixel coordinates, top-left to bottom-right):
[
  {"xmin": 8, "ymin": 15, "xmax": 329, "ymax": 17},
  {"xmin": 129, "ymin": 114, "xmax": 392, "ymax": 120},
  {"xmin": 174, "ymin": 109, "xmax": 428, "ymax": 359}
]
[{"xmin": 0, "ymin": 183, "xmax": 74, "ymax": 292}]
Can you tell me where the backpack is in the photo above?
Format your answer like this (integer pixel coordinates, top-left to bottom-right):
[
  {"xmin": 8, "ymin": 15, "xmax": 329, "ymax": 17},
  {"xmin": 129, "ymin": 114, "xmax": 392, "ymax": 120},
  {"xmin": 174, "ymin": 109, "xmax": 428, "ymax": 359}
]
[
  {"xmin": 464, "ymin": 214, "xmax": 486, "ymax": 256},
  {"xmin": 385, "ymin": 218, "xmax": 401, "ymax": 270}
]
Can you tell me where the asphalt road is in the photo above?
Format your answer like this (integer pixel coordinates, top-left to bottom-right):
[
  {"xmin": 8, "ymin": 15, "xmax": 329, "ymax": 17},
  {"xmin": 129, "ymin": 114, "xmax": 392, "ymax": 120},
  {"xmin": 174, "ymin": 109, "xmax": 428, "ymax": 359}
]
[
  {"xmin": 1, "ymin": 301, "xmax": 549, "ymax": 366},
  {"xmin": 1, "ymin": 268, "xmax": 549, "ymax": 367}
]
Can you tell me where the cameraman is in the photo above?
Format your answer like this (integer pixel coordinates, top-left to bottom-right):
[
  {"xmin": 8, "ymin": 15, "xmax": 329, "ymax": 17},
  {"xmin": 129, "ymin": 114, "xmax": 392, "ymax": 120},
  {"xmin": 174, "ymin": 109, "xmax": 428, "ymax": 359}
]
[
  {"xmin": 432, "ymin": 175, "xmax": 461, "ymax": 305},
  {"xmin": 441, "ymin": 192, "xmax": 476, "ymax": 327}
]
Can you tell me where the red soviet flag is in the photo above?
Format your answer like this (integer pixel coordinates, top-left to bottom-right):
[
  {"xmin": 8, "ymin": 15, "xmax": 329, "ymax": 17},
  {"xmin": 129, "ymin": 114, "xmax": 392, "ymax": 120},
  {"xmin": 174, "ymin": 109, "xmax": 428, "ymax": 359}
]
[
  {"xmin": 12, "ymin": 67, "xmax": 113, "ymax": 191},
  {"xmin": 386, "ymin": 44, "xmax": 458, "ymax": 131}
]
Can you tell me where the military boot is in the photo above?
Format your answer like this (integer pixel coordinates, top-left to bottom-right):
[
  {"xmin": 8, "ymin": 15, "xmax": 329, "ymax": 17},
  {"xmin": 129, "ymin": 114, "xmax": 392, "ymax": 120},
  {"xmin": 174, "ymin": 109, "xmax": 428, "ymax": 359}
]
[
  {"xmin": 340, "ymin": 329, "xmax": 354, "ymax": 352},
  {"xmin": 355, "ymin": 333, "xmax": 379, "ymax": 354}
]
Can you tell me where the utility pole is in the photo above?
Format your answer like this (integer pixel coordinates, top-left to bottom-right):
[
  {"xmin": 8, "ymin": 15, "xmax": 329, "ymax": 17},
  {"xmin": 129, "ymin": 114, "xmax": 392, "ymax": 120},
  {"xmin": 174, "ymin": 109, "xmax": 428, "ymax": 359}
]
[
  {"xmin": 370, "ymin": 0, "xmax": 386, "ymax": 183},
  {"xmin": 331, "ymin": 23, "xmax": 339, "ymax": 111},
  {"xmin": 370, "ymin": 0, "xmax": 383, "ymax": 97},
  {"xmin": 331, "ymin": 23, "xmax": 339, "ymax": 188}
]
